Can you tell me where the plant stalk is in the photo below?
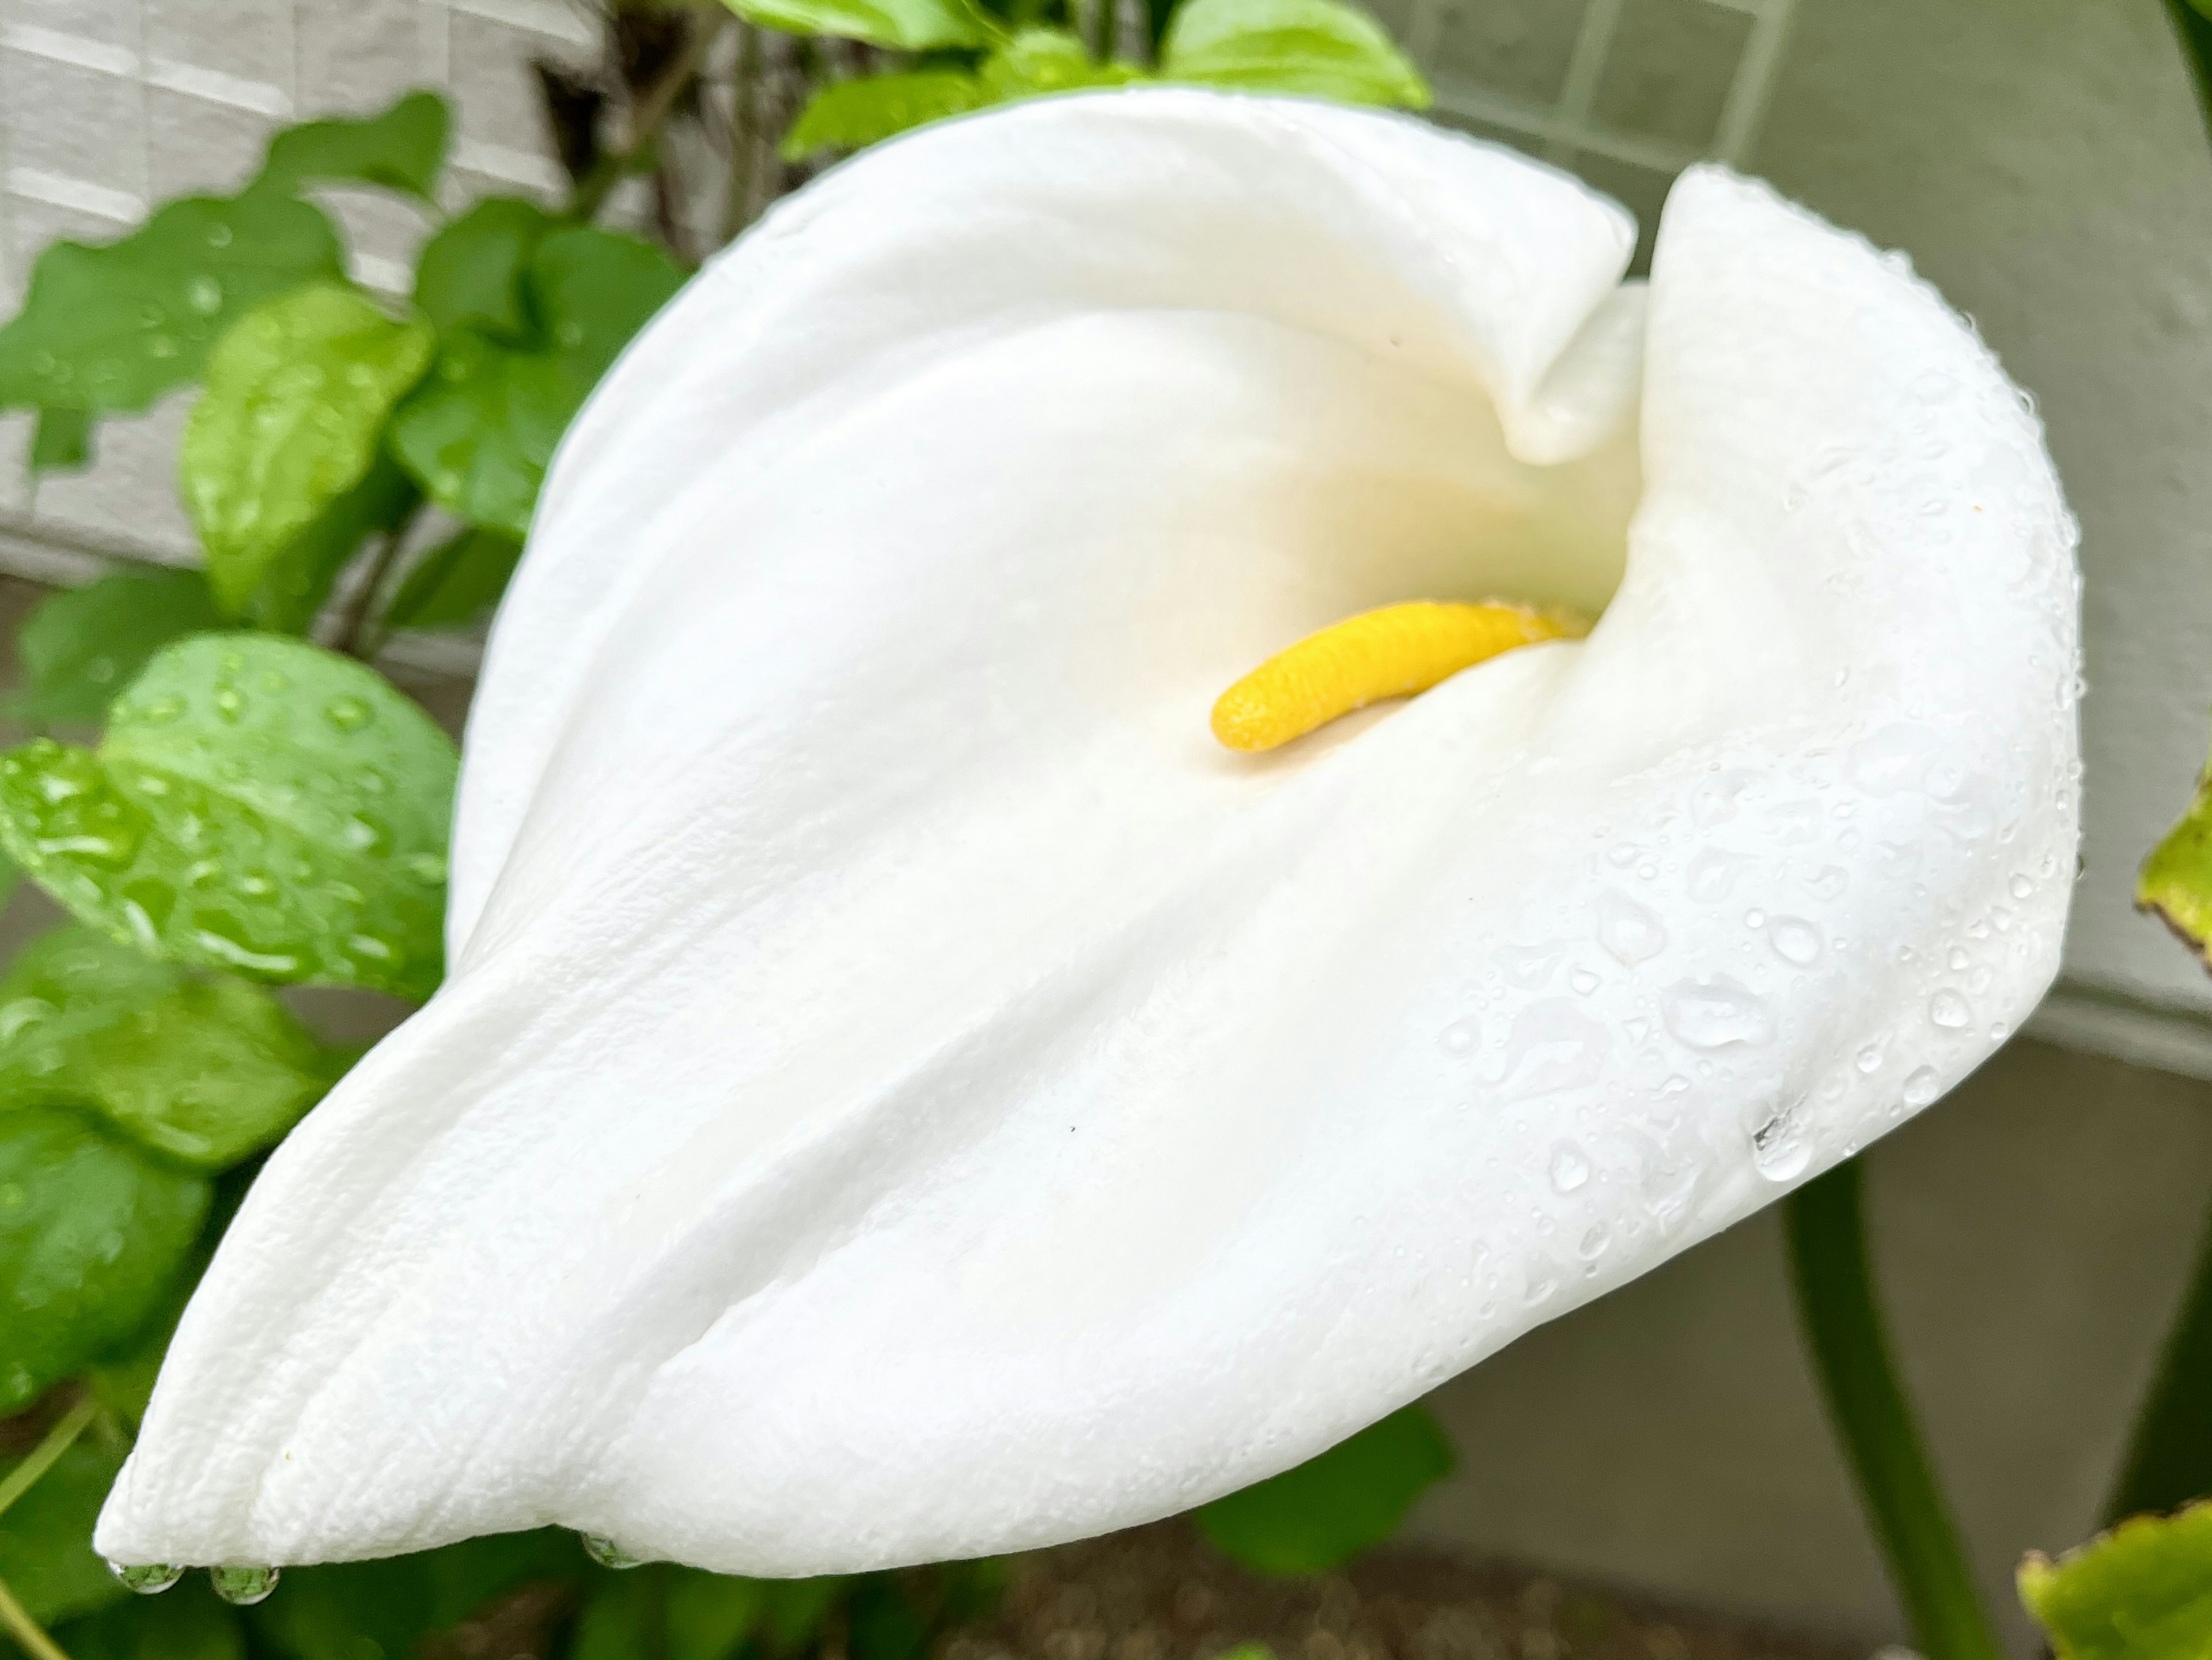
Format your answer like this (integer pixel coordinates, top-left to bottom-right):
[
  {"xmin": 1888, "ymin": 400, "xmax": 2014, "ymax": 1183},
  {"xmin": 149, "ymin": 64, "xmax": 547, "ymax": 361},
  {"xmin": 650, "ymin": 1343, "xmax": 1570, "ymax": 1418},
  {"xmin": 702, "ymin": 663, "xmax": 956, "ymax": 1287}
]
[
  {"xmin": 331, "ymin": 511, "xmax": 423, "ymax": 662},
  {"xmin": 1784, "ymin": 1161, "xmax": 2002, "ymax": 1660},
  {"xmin": 570, "ymin": 6, "xmax": 731, "ymax": 223},
  {"xmin": 0, "ymin": 1577, "xmax": 71, "ymax": 1660},
  {"xmin": 0, "ymin": 1394, "xmax": 97, "ymax": 1522},
  {"xmin": 2105, "ymin": 1182, "xmax": 2212, "ymax": 1522}
]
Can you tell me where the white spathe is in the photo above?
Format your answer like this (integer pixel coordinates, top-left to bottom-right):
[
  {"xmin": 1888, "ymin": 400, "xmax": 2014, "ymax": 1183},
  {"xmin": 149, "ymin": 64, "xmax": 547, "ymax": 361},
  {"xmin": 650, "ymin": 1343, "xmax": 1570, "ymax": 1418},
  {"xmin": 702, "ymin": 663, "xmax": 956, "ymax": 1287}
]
[{"xmin": 97, "ymin": 89, "xmax": 2080, "ymax": 1575}]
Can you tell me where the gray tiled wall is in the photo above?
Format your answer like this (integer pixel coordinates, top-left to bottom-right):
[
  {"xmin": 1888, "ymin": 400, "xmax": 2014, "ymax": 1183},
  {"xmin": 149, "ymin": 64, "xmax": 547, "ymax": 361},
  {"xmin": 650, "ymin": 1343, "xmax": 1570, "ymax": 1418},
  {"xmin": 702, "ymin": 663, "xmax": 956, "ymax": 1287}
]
[{"xmin": 0, "ymin": 0, "xmax": 1796, "ymax": 587}]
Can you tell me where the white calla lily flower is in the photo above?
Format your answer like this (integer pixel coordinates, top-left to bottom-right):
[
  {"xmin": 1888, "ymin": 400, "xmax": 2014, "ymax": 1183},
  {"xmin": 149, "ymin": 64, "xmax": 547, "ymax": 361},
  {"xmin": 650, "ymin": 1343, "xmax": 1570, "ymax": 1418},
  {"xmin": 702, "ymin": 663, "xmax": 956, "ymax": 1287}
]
[{"xmin": 98, "ymin": 88, "xmax": 2078, "ymax": 1578}]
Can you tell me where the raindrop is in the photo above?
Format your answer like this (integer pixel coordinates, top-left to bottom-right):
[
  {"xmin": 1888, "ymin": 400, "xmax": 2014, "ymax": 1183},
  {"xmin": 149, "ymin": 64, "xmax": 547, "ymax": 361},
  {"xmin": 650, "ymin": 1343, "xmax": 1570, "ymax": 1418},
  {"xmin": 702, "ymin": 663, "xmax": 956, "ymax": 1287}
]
[
  {"xmin": 1946, "ymin": 946, "xmax": 1970, "ymax": 971},
  {"xmin": 1802, "ymin": 865, "xmax": 1850, "ymax": 901},
  {"xmin": 582, "ymin": 1534, "xmax": 645, "ymax": 1570},
  {"xmin": 210, "ymin": 1565, "xmax": 281, "ymax": 1605},
  {"xmin": 1660, "ymin": 976, "xmax": 1774, "ymax": 1049},
  {"xmin": 1494, "ymin": 999, "xmax": 1608, "ymax": 1098},
  {"xmin": 2009, "ymin": 874, "xmax": 2034, "ymax": 900},
  {"xmin": 323, "ymin": 695, "xmax": 372, "ymax": 733},
  {"xmin": 213, "ymin": 688, "xmax": 245, "ymax": 721},
  {"xmin": 1685, "ymin": 847, "xmax": 1749, "ymax": 903},
  {"xmin": 1578, "ymin": 1222, "xmax": 1611, "ymax": 1259},
  {"xmin": 1903, "ymin": 1065, "xmax": 1941, "ymax": 1107},
  {"xmin": 1747, "ymin": 1099, "xmax": 1813, "ymax": 1181},
  {"xmin": 1768, "ymin": 916, "xmax": 1823, "ymax": 966},
  {"xmin": 1770, "ymin": 801, "xmax": 1823, "ymax": 844},
  {"xmin": 1855, "ymin": 1043, "xmax": 1884, "ymax": 1074},
  {"xmin": 1596, "ymin": 890, "xmax": 1668, "ymax": 966},
  {"xmin": 1549, "ymin": 1142, "xmax": 1591, "ymax": 1193},
  {"xmin": 1438, "ymin": 1017, "xmax": 1479, "ymax": 1056},
  {"xmin": 1569, "ymin": 966, "xmax": 1600, "ymax": 995},
  {"xmin": 1744, "ymin": 907, "xmax": 1766, "ymax": 928},
  {"xmin": 1928, "ymin": 990, "xmax": 1970, "ymax": 1030},
  {"xmin": 206, "ymin": 221, "xmax": 233, "ymax": 248},
  {"xmin": 108, "ymin": 1561, "xmax": 183, "ymax": 1595}
]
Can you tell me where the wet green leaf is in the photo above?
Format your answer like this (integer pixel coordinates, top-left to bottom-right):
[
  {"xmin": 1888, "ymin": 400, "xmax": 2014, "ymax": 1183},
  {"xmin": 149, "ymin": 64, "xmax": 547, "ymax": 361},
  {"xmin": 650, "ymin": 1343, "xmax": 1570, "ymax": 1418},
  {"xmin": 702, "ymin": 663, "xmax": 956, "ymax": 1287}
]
[
  {"xmin": 251, "ymin": 1530, "xmax": 587, "ymax": 1660},
  {"xmin": 242, "ymin": 451, "xmax": 420, "ymax": 637},
  {"xmin": 12, "ymin": 568, "xmax": 224, "ymax": 730},
  {"xmin": 2142, "ymin": 754, "xmax": 2212, "ymax": 973},
  {"xmin": 391, "ymin": 228, "xmax": 684, "ymax": 538},
  {"xmin": 1158, "ymin": 0, "xmax": 1428, "ymax": 106},
  {"xmin": 30, "ymin": 407, "xmax": 92, "ymax": 475},
  {"xmin": 0, "ymin": 635, "xmax": 457, "ymax": 1000},
  {"xmin": 0, "ymin": 1428, "xmax": 132, "ymax": 1628},
  {"xmin": 49, "ymin": 1576, "xmax": 247, "ymax": 1660},
  {"xmin": 0, "ymin": 191, "xmax": 344, "ymax": 415},
  {"xmin": 2021, "ymin": 1502, "xmax": 2212, "ymax": 1660},
  {"xmin": 1194, "ymin": 1405, "xmax": 1454, "ymax": 1575},
  {"xmin": 0, "ymin": 925, "xmax": 329, "ymax": 1168},
  {"xmin": 181, "ymin": 283, "xmax": 432, "ymax": 614},
  {"xmin": 414, "ymin": 198, "xmax": 558, "ymax": 343},
  {"xmin": 384, "ymin": 527, "xmax": 524, "ymax": 632},
  {"xmin": 781, "ymin": 72, "xmax": 994, "ymax": 158},
  {"xmin": 0, "ymin": 1106, "xmax": 209, "ymax": 1413},
  {"xmin": 719, "ymin": 0, "xmax": 998, "ymax": 50},
  {"xmin": 256, "ymin": 89, "xmax": 451, "ymax": 204},
  {"xmin": 981, "ymin": 29, "xmax": 1143, "ymax": 96}
]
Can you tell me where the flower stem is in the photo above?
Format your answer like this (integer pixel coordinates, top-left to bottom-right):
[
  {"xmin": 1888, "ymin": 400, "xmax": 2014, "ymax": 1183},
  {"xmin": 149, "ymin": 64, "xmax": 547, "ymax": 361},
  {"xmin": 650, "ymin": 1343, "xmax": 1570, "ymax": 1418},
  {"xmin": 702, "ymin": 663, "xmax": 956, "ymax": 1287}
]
[
  {"xmin": 0, "ymin": 1394, "xmax": 97, "ymax": 1522},
  {"xmin": 331, "ymin": 509, "xmax": 423, "ymax": 662},
  {"xmin": 1784, "ymin": 1160, "xmax": 2001, "ymax": 1660},
  {"xmin": 2105, "ymin": 1183, "xmax": 2212, "ymax": 1523},
  {"xmin": 0, "ymin": 1576, "xmax": 72, "ymax": 1660}
]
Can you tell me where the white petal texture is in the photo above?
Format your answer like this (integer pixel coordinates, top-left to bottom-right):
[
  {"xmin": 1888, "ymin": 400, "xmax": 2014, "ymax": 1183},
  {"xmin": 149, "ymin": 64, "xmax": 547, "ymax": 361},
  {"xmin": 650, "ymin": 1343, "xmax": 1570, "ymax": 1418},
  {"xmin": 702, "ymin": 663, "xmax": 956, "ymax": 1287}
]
[{"xmin": 98, "ymin": 89, "xmax": 2080, "ymax": 1575}]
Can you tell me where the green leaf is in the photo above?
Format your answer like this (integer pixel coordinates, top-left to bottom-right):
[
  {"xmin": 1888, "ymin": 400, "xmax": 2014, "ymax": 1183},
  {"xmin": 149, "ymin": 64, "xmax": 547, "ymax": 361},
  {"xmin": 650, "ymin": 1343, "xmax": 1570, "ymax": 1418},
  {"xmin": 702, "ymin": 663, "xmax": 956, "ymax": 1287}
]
[
  {"xmin": 391, "ymin": 228, "xmax": 684, "ymax": 537},
  {"xmin": 30, "ymin": 407, "xmax": 92, "ymax": 475},
  {"xmin": 2020, "ymin": 1503, "xmax": 2212, "ymax": 1660},
  {"xmin": 781, "ymin": 72, "xmax": 994, "ymax": 159},
  {"xmin": 242, "ymin": 451, "xmax": 421, "ymax": 636},
  {"xmin": 414, "ymin": 198, "xmax": 558, "ymax": 343},
  {"xmin": 0, "ymin": 192, "xmax": 345, "ymax": 416},
  {"xmin": 255, "ymin": 89, "xmax": 451, "ymax": 204},
  {"xmin": 0, "ymin": 1106, "xmax": 209, "ymax": 1412},
  {"xmin": 1193, "ymin": 1405, "xmax": 1454, "ymax": 1576},
  {"xmin": 13, "ymin": 568, "xmax": 224, "ymax": 729},
  {"xmin": 181, "ymin": 283, "xmax": 433, "ymax": 615},
  {"xmin": 1158, "ymin": 0, "xmax": 1428, "ymax": 106},
  {"xmin": 251, "ymin": 1530, "xmax": 587, "ymax": 1660},
  {"xmin": 2140, "ymin": 759, "xmax": 2212, "ymax": 971},
  {"xmin": 50, "ymin": 1577, "xmax": 247, "ymax": 1660},
  {"xmin": 756, "ymin": 1577, "xmax": 853, "ymax": 1655},
  {"xmin": 980, "ymin": 29, "xmax": 1143, "ymax": 96},
  {"xmin": 384, "ymin": 527, "xmax": 524, "ymax": 632},
  {"xmin": 0, "ymin": 1428, "xmax": 132, "ymax": 1627},
  {"xmin": 0, "ymin": 635, "xmax": 457, "ymax": 1000},
  {"xmin": 2171, "ymin": 1, "xmax": 2212, "ymax": 143},
  {"xmin": 0, "ymin": 925, "xmax": 330, "ymax": 1168},
  {"xmin": 718, "ymin": 0, "xmax": 997, "ymax": 50}
]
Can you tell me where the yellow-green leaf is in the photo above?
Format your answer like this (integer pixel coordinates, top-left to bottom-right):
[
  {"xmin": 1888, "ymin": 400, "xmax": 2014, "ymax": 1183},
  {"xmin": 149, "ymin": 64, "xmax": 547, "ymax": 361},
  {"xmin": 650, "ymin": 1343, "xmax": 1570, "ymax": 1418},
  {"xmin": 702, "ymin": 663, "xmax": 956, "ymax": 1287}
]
[
  {"xmin": 781, "ymin": 72, "xmax": 994, "ymax": 159},
  {"xmin": 181, "ymin": 283, "xmax": 433, "ymax": 614},
  {"xmin": 2021, "ymin": 1503, "xmax": 2212, "ymax": 1660},
  {"xmin": 1159, "ymin": 0, "xmax": 1429, "ymax": 107}
]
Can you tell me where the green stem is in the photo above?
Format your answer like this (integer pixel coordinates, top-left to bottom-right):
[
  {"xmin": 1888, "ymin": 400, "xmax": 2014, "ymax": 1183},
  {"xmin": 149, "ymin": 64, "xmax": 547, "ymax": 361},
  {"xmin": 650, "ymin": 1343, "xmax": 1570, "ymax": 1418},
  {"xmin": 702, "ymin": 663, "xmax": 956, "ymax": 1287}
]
[
  {"xmin": 0, "ymin": 1395, "xmax": 97, "ymax": 1522},
  {"xmin": 2105, "ymin": 1185, "xmax": 2212, "ymax": 1522},
  {"xmin": 0, "ymin": 1576, "xmax": 71, "ymax": 1660},
  {"xmin": 1784, "ymin": 1162, "xmax": 2002, "ymax": 1660}
]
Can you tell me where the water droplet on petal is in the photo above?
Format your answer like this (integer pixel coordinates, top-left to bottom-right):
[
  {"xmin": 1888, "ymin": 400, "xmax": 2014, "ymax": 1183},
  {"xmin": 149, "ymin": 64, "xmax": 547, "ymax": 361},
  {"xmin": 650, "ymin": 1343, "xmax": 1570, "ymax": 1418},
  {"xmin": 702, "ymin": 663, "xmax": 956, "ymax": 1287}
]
[
  {"xmin": 108, "ymin": 1561, "xmax": 183, "ymax": 1595},
  {"xmin": 1685, "ymin": 848, "xmax": 1749, "ymax": 903},
  {"xmin": 1747, "ymin": 1098, "xmax": 1812, "ymax": 1181},
  {"xmin": 1495, "ymin": 999, "xmax": 1608, "ymax": 1098},
  {"xmin": 1549, "ymin": 1141, "xmax": 1590, "ymax": 1193},
  {"xmin": 1768, "ymin": 916, "xmax": 1823, "ymax": 966},
  {"xmin": 1929, "ymin": 990, "xmax": 1971, "ymax": 1030},
  {"xmin": 1903, "ymin": 1065, "xmax": 1941, "ymax": 1107},
  {"xmin": 210, "ymin": 1565, "xmax": 280, "ymax": 1605},
  {"xmin": 1596, "ymin": 890, "xmax": 1667, "ymax": 966},
  {"xmin": 1438, "ymin": 1017, "xmax": 1479, "ymax": 1056},
  {"xmin": 1661, "ymin": 976, "xmax": 1774, "ymax": 1050}
]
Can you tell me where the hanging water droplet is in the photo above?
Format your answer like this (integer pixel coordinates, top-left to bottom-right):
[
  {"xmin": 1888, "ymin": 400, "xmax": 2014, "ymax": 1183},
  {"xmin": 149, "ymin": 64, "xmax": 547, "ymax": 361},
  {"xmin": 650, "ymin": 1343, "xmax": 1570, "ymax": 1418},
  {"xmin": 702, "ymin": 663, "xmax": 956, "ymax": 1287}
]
[
  {"xmin": 1548, "ymin": 1141, "xmax": 1590, "ymax": 1193},
  {"xmin": 1660, "ymin": 976, "xmax": 1774, "ymax": 1050},
  {"xmin": 1928, "ymin": 990, "xmax": 1970, "ymax": 1029},
  {"xmin": 581, "ymin": 1533, "xmax": 645, "ymax": 1570},
  {"xmin": 108, "ymin": 1561, "xmax": 183, "ymax": 1595},
  {"xmin": 1438, "ymin": 1017, "xmax": 1479, "ymax": 1056},
  {"xmin": 1747, "ymin": 1099, "xmax": 1812, "ymax": 1181},
  {"xmin": 1768, "ymin": 916, "xmax": 1823, "ymax": 966},
  {"xmin": 1902, "ymin": 1065, "xmax": 1941, "ymax": 1108},
  {"xmin": 210, "ymin": 1564, "xmax": 281, "ymax": 1605},
  {"xmin": 1595, "ymin": 890, "xmax": 1667, "ymax": 966}
]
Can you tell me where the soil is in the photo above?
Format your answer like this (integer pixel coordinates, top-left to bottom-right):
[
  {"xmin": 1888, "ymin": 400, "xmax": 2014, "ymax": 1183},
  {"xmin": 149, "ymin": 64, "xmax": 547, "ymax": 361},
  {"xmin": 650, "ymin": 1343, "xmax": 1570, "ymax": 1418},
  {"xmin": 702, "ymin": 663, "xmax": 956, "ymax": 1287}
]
[{"xmin": 953, "ymin": 1523, "xmax": 1870, "ymax": 1660}]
